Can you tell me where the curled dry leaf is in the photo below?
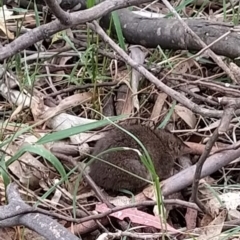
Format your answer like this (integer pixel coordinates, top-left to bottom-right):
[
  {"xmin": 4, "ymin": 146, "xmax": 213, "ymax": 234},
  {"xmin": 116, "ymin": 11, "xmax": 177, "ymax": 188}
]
[{"xmin": 174, "ymin": 104, "xmax": 197, "ymax": 129}]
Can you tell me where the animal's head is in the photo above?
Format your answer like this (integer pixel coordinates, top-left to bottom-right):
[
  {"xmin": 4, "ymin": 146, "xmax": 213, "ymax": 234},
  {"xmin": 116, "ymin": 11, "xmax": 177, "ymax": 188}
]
[{"xmin": 158, "ymin": 129, "xmax": 192, "ymax": 157}]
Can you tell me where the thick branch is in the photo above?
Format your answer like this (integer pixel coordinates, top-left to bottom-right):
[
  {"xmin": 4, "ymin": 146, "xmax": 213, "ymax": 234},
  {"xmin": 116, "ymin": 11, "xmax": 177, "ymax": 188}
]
[
  {"xmin": 0, "ymin": 183, "xmax": 80, "ymax": 240},
  {"xmin": 0, "ymin": 0, "xmax": 152, "ymax": 61}
]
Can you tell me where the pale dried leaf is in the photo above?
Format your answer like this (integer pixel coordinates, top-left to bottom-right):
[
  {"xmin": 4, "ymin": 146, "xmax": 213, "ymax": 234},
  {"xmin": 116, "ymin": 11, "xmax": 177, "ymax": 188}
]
[
  {"xmin": 150, "ymin": 93, "xmax": 168, "ymax": 124},
  {"xmin": 47, "ymin": 113, "xmax": 97, "ymax": 130},
  {"xmin": 198, "ymin": 178, "xmax": 221, "ymax": 216},
  {"xmin": 50, "ymin": 179, "xmax": 62, "ymax": 207},
  {"xmin": 39, "ymin": 92, "xmax": 92, "ymax": 120},
  {"xmin": 109, "ymin": 196, "xmax": 131, "ymax": 206},
  {"xmin": 0, "ymin": 6, "xmax": 13, "ymax": 20},
  {"xmin": 45, "ymin": 113, "xmax": 97, "ymax": 148},
  {"xmin": 133, "ymin": 10, "xmax": 166, "ymax": 18},
  {"xmin": 0, "ymin": 20, "xmax": 14, "ymax": 39},
  {"xmin": 174, "ymin": 105, "xmax": 197, "ymax": 128},
  {"xmin": 0, "ymin": 6, "xmax": 34, "ymax": 20},
  {"xmin": 71, "ymin": 132, "xmax": 105, "ymax": 144},
  {"xmin": 0, "ymin": 85, "xmax": 32, "ymax": 107},
  {"xmin": 129, "ymin": 46, "xmax": 146, "ymax": 111},
  {"xmin": 197, "ymin": 209, "xmax": 227, "ymax": 240}
]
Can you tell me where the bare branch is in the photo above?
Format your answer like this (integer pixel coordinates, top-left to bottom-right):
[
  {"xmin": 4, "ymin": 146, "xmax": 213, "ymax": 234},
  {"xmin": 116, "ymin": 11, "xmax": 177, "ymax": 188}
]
[{"xmin": 0, "ymin": 183, "xmax": 80, "ymax": 240}]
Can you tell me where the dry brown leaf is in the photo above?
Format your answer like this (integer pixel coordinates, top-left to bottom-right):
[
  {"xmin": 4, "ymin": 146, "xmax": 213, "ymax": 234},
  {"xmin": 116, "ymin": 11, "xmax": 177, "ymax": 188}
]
[
  {"xmin": 185, "ymin": 208, "xmax": 197, "ymax": 230},
  {"xmin": 198, "ymin": 178, "xmax": 222, "ymax": 217},
  {"xmin": 96, "ymin": 203, "xmax": 181, "ymax": 234},
  {"xmin": 30, "ymin": 94, "xmax": 46, "ymax": 121},
  {"xmin": 150, "ymin": 93, "xmax": 168, "ymax": 124},
  {"xmin": 198, "ymin": 209, "xmax": 227, "ymax": 240},
  {"xmin": 116, "ymin": 85, "xmax": 133, "ymax": 115},
  {"xmin": 174, "ymin": 104, "xmax": 197, "ymax": 128}
]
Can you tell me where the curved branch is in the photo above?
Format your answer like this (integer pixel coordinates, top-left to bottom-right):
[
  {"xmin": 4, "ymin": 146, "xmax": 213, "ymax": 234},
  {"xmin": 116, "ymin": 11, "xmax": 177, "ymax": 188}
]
[
  {"xmin": 0, "ymin": 183, "xmax": 80, "ymax": 240},
  {"xmin": 0, "ymin": 0, "xmax": 152, "ymax": 61}
]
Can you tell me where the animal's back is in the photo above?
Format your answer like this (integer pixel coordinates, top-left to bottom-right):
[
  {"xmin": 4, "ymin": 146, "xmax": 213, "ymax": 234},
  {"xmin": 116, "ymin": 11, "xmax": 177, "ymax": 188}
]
[{"xmin": 89, "ymin": 125, "xmax": 176, "ymax": 192}]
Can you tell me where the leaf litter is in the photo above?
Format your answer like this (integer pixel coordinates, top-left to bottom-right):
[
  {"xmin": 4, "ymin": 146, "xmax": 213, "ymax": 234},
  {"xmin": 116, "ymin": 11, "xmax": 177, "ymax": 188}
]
[{"xmin": 0, "ymin": 0, "xmax": 240, "ymax": 239}]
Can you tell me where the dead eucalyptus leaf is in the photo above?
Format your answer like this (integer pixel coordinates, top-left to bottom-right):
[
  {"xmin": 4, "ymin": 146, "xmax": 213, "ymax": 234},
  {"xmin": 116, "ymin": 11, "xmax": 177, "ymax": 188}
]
[
  {"xmin": 150, "ymin": 93, "xmax": 168, "ymax": 124},
  {"xmin": 174, "ymin": 105, "xmax": 196, "ymax": 128},
  {"xmin": 197, "ymin": 209, "xmax": 227, "ymax": 240}
]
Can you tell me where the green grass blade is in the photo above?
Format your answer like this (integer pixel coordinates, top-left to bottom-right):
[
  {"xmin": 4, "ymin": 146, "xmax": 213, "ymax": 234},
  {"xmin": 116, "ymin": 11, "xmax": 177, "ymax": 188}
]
[
  {"xmin": 5, "ymin": 144, "xmax": 67, "ymax": 180},
  {"xmin": 36, "ymin": 114, "xmax": 127, "ymax": 145},
  {"xmin": 111, "ymin": 11, "xmax": 126, "ymax": 51}
]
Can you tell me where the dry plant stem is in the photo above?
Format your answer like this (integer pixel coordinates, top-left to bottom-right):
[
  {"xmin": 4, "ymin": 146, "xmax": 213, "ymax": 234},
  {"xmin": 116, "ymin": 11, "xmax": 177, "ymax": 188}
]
[
  {"xmin": 191, "ymin": 128, "xmax": 219, "ymax": 213},
  {"xmin": 0, "ymin": 183, "xmax": 80, "ymax": 240},
  {"xmin": 170, "ymin": 76, "xmax": 240, "ymax": 98},
  {"xmin": 161, "ymin": 0, "xmax": 237, "ymax": 83},
  {"xmin": 179, "ymin": 87, "xmax": 218, "ymax": 106},
  {"xmin": 0, "ymin": 0, "xmax": 152, "ymax": 61},
  {"xmin": 88, "ymin": 21, "xmax": 228, "ymax": 118},
  {"xmin": 219, "ymin": 97, "xmax": 240, "ymax": 107}
]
